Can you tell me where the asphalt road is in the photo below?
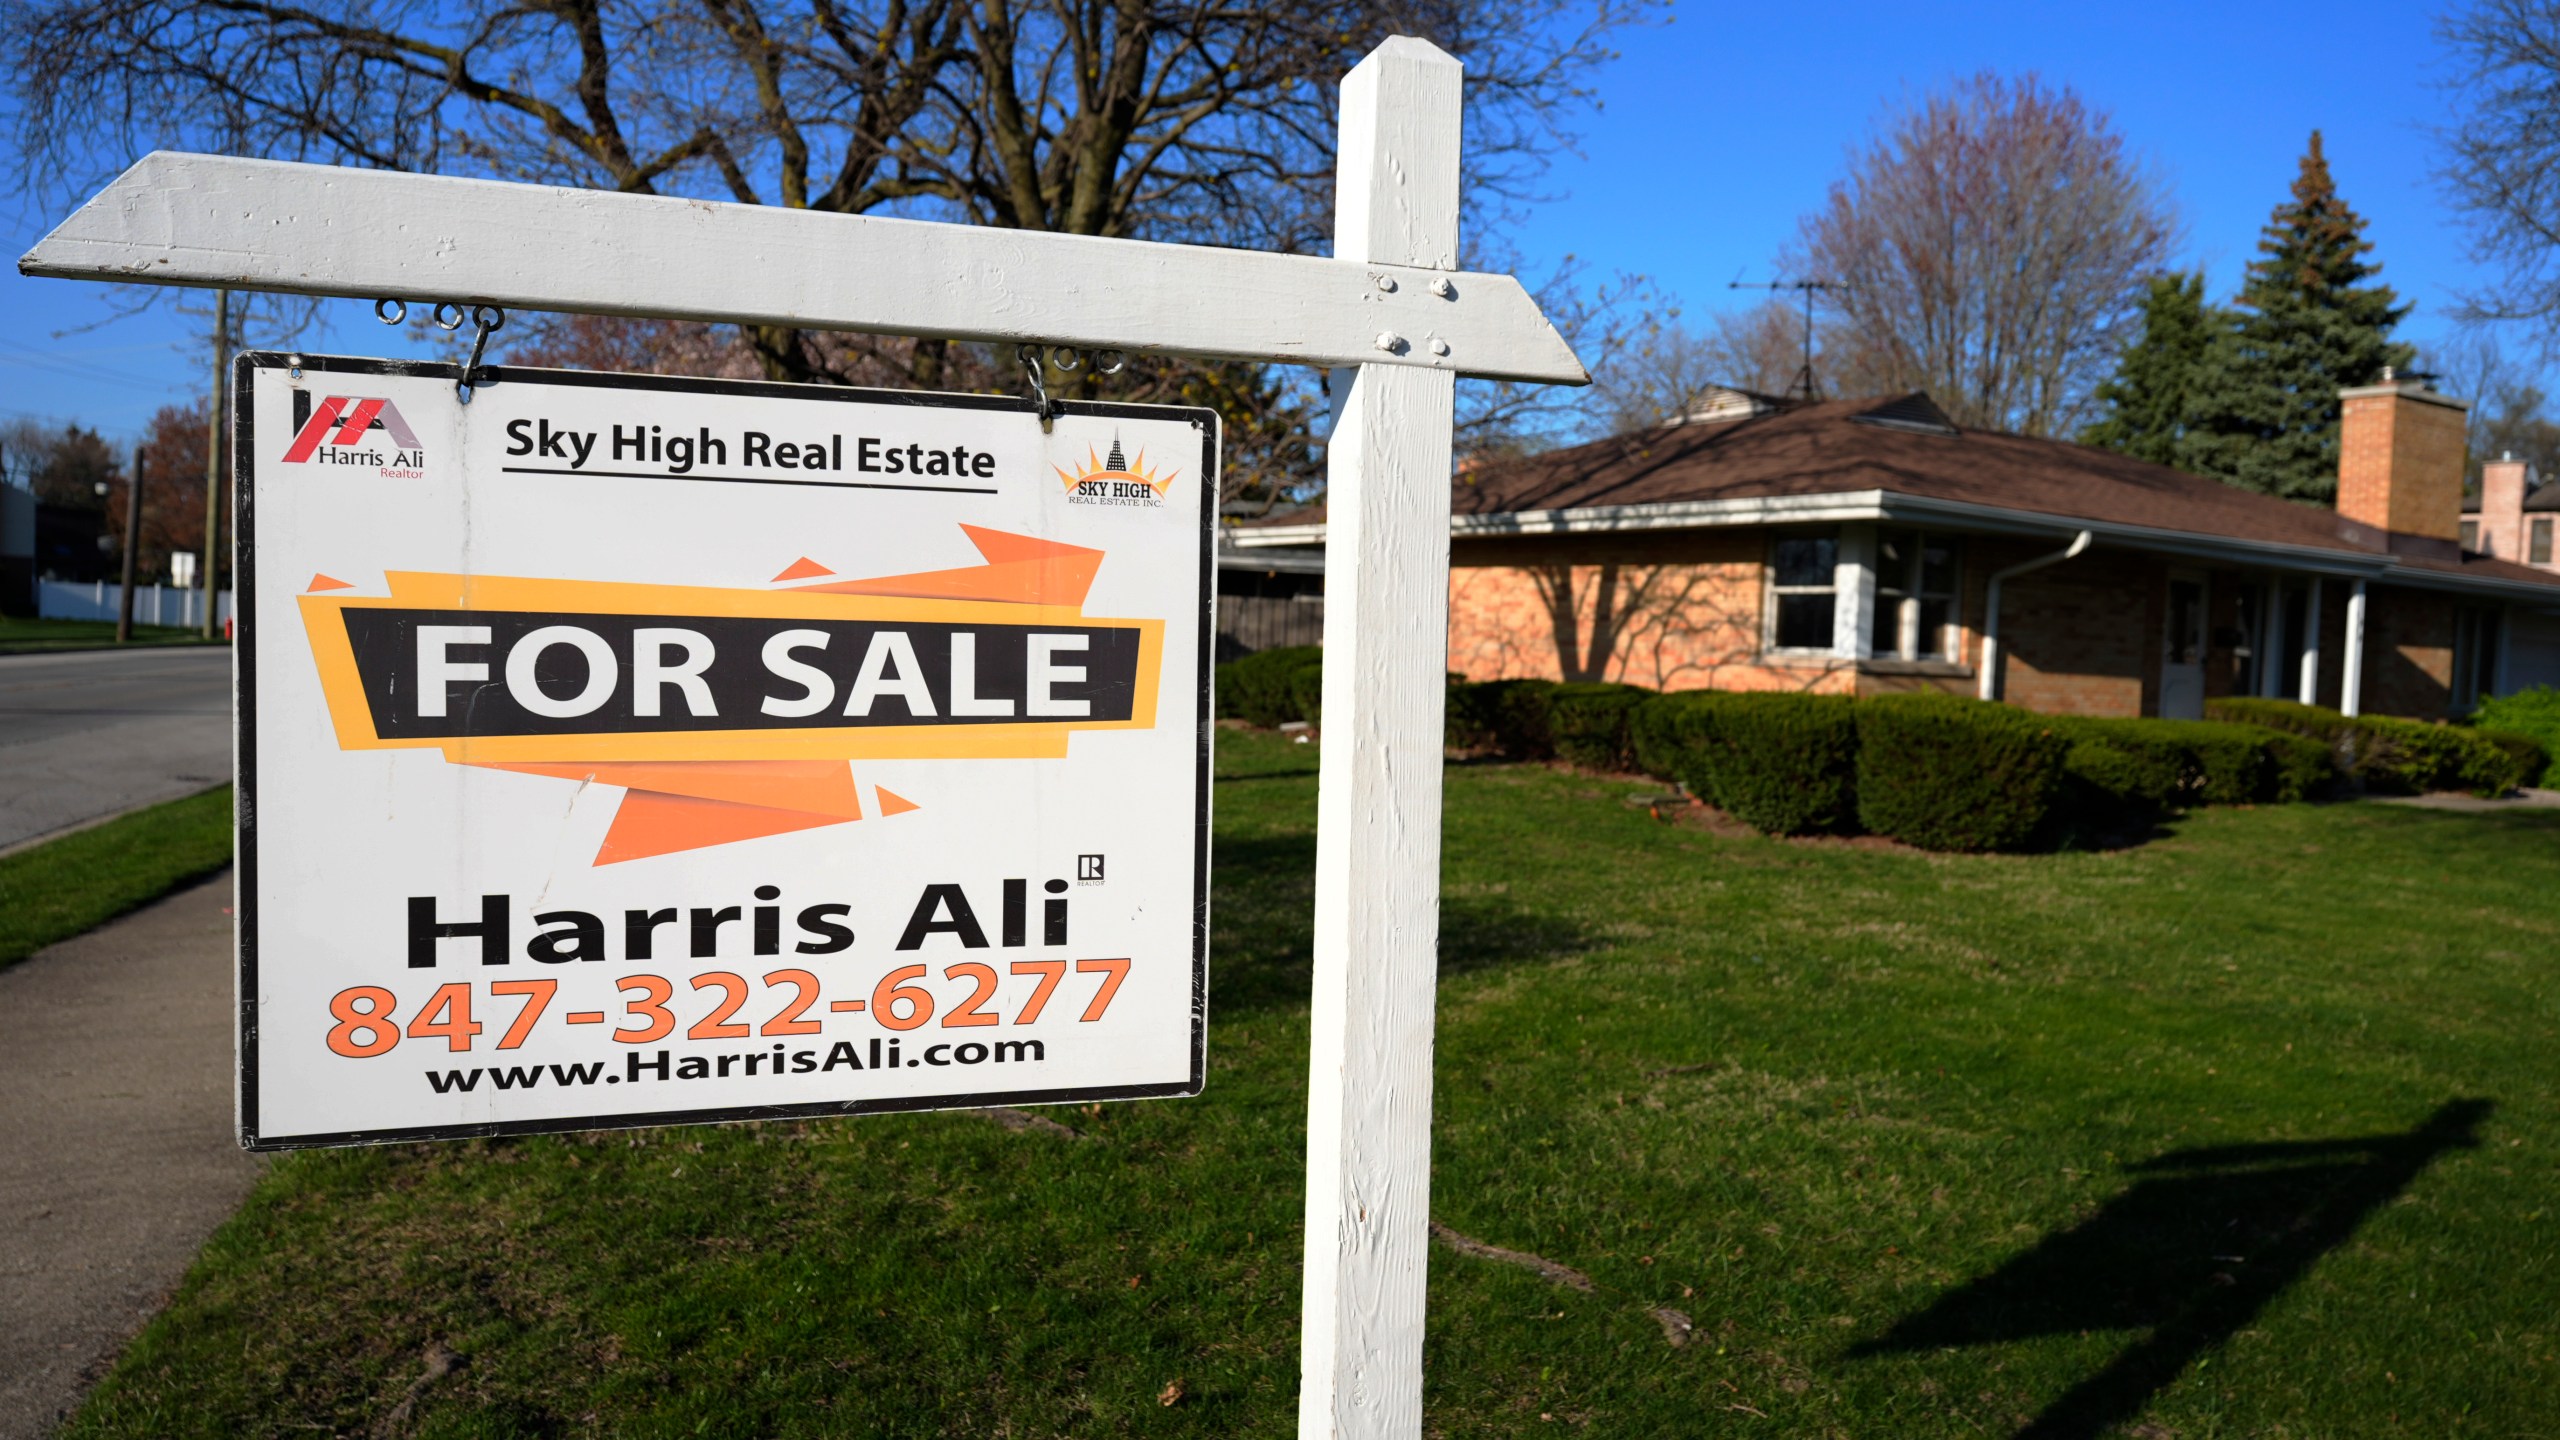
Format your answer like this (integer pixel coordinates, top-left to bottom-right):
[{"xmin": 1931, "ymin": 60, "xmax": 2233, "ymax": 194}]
[
  {"xmin": 0, "ymin": 647, "xmax": 232, "ymax": 851},
  {"xmin": 0, "ymin": 875, "xmax": 261, "ymax": 1439}
]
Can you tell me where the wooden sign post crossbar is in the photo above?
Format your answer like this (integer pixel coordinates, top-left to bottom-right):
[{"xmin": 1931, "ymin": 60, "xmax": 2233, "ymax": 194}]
[{"xmin": 20, "ymin": 36, "xmax": 1585, "ymax": 1440}]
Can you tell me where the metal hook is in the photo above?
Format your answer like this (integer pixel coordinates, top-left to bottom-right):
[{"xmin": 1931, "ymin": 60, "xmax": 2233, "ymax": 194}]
[
  {"xmin": 1017, "ymin": 345, "xmax": 1059, "ymax": 433},
  {"xmin": 456, "ymin": 304, "xmax": 506, "ymax": 404}
]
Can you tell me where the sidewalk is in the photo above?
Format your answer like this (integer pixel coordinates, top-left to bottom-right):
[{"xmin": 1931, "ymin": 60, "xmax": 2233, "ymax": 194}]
[{"xmin": 0, "ymin": 873, "xmax": 263, "ymax": 1440}]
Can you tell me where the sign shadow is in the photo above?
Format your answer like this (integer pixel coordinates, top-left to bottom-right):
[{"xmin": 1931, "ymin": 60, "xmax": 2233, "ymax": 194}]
[{"xmin": 1848, "ymin": 1098, "xmax": 2490, "ymax": 1440}]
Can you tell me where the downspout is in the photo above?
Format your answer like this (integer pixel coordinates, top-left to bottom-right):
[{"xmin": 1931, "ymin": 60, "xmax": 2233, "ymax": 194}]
[
  {"xmin": 1977, "ymin": 530, "xmax": 2094, "ymax": 702},
  {"xmin": 2342, "ymin": 578, "xmax": 2368, "ymax": 717}
]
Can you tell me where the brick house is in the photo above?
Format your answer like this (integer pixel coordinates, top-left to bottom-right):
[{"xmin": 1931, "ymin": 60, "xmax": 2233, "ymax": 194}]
[{"xmin": 1229, "ymin": 377, "xmax": 2560, "ymax": 720}]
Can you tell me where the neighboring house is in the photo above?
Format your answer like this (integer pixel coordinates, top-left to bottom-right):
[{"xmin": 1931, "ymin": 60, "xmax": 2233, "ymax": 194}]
[
  {"xmin": 2462, "ymin": 456, "xmax": 2559, "ymax": 573},
  {"xmin": 1230, "ymin": 376, "xmax": 2560, "ymax": 720}
]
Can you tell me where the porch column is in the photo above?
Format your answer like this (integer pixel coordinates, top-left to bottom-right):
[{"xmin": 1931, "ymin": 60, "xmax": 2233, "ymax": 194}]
[
  {"xmin": 2259, "ymin": 578, "xmax": 2286, "ymax": 698},
  {"xmin": 1833, "ymin": 524, "xmax": 1876, "ymax": 663},
  {"xmin": 2342, "ymin": 579, "xmax": 2368, "ymax": 717},
  {"xmin": 1832, "ymin": 520, "xmax": 1873, "ymax": 661},
  {"xmin": 2297, "ymin": 578, "xmax": 2323, "ymax": 706}
]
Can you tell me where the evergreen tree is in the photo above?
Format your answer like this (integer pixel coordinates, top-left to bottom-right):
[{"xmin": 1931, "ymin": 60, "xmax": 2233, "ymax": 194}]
[
  {"xmin": 2182, "ymin": 132, "xmax": 2416, "ymax": 502},
  {"xmin": 2080, "ymin": 271, "xmax": 2219, "ymax": 465}
]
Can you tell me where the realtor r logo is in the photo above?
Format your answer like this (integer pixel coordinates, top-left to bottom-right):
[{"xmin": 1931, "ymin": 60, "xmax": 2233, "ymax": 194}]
[
  {"xmin": 285, "ymin": 390, "xmax": 424, "ymax": 465},
  {"xmin": 1078, "ymin": 854, "xmax": 1106, "ymax": 884}
]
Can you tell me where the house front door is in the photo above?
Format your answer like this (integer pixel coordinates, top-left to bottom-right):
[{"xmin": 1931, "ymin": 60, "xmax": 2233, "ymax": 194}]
[{"xmin": 2161, "ymin": 570, "xmax": 2207, "ymax": 719}]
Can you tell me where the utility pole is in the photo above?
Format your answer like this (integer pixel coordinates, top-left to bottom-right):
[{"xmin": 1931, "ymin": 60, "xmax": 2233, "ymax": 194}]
[
  {"xmin": 117, "ymin": 440, "xmax": 145, "ymax": 643},
  {"xmin": 1728, "ymin": 276, "xmax": 1839, "ymax": 402},
  {"xmin": 201, "ymin": 287, "xmax": 229, "ymax": 639}
]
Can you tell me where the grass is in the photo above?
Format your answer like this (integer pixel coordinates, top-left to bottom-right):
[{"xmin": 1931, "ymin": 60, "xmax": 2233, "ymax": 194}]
[
  {"xmin": 0, "ymin": 785, "xmax": 234, "ymax": 968},
  {"xmin": 0, "ymin": 615, "xmax": 223, "ymax": 654},
  {"xmin": 64, "ymin": 735, "xmax": 2560, "ymax": 1437}
]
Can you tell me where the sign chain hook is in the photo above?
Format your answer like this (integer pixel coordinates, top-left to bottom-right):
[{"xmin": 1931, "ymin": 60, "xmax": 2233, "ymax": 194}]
[
  {"xmin": 1016, "ymin": 344, "xmax": 1129, "ymax": 432},
  {"xmin": 373, "ymin": 298, "xmax": 507, "ymax": 403}
]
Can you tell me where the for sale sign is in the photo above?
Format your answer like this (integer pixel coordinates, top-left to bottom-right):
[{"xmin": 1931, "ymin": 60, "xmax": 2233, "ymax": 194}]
[{"xmin": 235, "ymin": 355, "xmax": 1214, "ymax": 1149}]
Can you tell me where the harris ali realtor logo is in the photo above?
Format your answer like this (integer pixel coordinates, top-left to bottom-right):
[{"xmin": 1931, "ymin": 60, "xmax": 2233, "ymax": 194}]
[
  {"xmin": 1057, "ymin": 432, "xmax": 1175, "ymax": 508},
  {"xmin": 285, "ymin": 391, "xmax": 426, "ymax": 476}
]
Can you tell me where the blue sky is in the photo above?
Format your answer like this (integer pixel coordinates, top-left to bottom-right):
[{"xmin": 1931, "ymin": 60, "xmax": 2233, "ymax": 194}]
[{"xmin": 0, "ymin": 0, "xmax": 2523, "ymax": 446}]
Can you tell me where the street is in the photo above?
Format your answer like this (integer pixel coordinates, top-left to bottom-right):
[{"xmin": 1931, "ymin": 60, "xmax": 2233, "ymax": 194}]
[{"xmin": 0, "ymin": 648, "xmax": 232, "ymax": 851}]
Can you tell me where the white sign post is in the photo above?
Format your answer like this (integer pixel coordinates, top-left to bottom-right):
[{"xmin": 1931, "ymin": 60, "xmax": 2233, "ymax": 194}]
[{"xmin": 20, "ymin": 35, "xmax": 1583, "ymax": 1439}]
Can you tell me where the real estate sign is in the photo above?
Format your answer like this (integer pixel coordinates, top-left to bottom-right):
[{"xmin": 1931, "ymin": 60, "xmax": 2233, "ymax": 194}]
[{"xmin": 236, "ymin": 355, "xmax": 1214, "ymax": 1149}]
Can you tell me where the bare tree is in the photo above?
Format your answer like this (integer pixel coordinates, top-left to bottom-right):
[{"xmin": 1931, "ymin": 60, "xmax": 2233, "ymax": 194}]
[
  {"xmin": 1586, "ymin": 298, "xmax": 1807, "ymax": 435},
  {"xmin": 8, "ymin": 0, "xmax": 1647, "ymax": 417},
  {"xmin": 1783, "ymin": 72, "xmax": 2178, "ymax": 437},
  {"xmin": 2437, "ymin": 0, "xmax": 2560, "ymax": 350}
]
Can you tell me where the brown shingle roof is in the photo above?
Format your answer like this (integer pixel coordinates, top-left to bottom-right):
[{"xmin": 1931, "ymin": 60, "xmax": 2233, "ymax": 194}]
[{"xmin": 1446, "ymin": 395, "xmax": 2382, "ymax": 554}]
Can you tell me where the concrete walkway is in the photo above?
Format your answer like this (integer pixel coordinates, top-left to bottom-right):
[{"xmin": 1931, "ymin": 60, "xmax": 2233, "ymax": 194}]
[
  {"xmin": 2373, "ymin": 786, "xmax": 2560, "ymax": 813},
  {"xmin": 0, "ymin": 873, "xmax": 262, "ymax": 1440}
]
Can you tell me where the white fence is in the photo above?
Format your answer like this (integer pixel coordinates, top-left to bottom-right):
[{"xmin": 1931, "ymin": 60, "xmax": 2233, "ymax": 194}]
[{"xmin": 37, "ymin": 579, "xmax": 236, "ymax": 629}]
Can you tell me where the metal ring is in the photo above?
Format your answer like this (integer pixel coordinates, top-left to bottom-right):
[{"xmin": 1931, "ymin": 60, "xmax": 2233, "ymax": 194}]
[
  {"xmin": 430, "ymin": 301, "xmax": 468, "ymax": 331},
  {"xmin": 471, "ymin": 304, "xmax": 507, "ymax": 334},
  {"xmin": 374, "ymin": 298, "xmax": 407, "ymax": 325},
  {"xmin": 1095, "ymin": 350, "xmax": 1127, "ymax": 376},
  {"xmin": 1049, "ymin": 346, "xmax": 1082, "ymax": 373}
]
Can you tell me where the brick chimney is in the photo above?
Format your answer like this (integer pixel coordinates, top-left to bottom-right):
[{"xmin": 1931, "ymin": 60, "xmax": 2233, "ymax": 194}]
[
  {"xmin": 2479, "ymin": 453, "xmax": 2530, "ymax": 560},
  {"xmin": 2337, "ymin": 369, "xmax": 2469, "ymax": 550}
]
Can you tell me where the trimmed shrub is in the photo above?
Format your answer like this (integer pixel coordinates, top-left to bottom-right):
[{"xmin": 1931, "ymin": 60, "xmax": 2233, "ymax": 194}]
[
  {"xmin": 1629, "ymin": 692, "xmax": 1712, "ymax": 782},
  {"xmin": 1447, "ymin": 678, "xmax": 1561, "ymax": 759},
  {"xmin": 1705, "ymin": 693, "xmax": 1861, "ymax": 835},
  {"xmin": 1545, "ymin": 682, "xmax": 1655, "ymax": 772},
  {"xmin": 2475, "ymin": 728, "xmax": 2552, "ymax": 789},
  {"xmin": 2050, "ymin": 715, "xmax": 2334, "ymax": 813},
  {"xmin": 2472, "ymin": 686, "xmax": 2560, "ymax": 780},
  {"xmin": 2257, "ymin": 730, "xmax": 2336, "ymax": 803},
  {"xmin": 1627, "ymin": 691, "xmax": 1859, "ymax": 835},
  {"xmin": 2355, "ymin": 715, "xmax": 2515, "ymax": 796},
  {"xmin": 1287, "ymin": 656, "xmax": 1326, "ymax": 728},
  {"xmin": 1856, "ymin": 694, "xmax": 2068, "ymax": 851},
  {"xmin": 2051, "ymin": 718, "xmax": 2193, "ymax": 811},
  {"xmin": 2206, "ymin": 696, "xmax": 2512, "ymax": 795},
  {"xmin": 1216, "ymin": 645, "xmax": 1321, "ymax": 727}
]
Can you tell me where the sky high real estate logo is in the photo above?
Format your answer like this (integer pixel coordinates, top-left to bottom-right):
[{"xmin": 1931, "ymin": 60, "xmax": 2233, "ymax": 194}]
[
  {"xmin": 285, "ymin": 391, "xmax": 426, "ymax": 475},
  {"xmin": 1058, "ymin": 433, "xmax": 1176, "ymax": 507},
  {"xmin": 294, "ymin": 526, "xmax": 1165, "ymax": 866}
]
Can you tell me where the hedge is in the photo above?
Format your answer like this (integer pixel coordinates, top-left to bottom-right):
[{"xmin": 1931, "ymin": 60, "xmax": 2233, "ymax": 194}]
[
  {"xmin": 1855, "ymin": 693, "xmax": 2069, "ymax": 851},
  {"xmin": 1216, "ymin": 645, "xmax": 1321, "ymax": 728},
  {"xmin": 2476, "ymin": 728, "xmax": 2552, "ymax": 789},
  {"xmin": 2205, "ymin": 696, "xmax": 2522, "ymax": 796},
  {"xmin": 2052, "ymin": 716, "xmax": 2335, "ymax": 817},
  {"xmin": 1448, "ymin": 678, "xmax": 1561, "ymax": 758},
  {"xmin": 1544, "ymin": 682, "xmax": 1655, "ymax": 772},
  {"xmin": 2471, "ymin": 686, "xmax": 2560, "ymax": 786},
  {"xmin": 1628, "ymin": 693, "xmax": 1859, "ymax": 835},
  {"xmin": 1706, "ymin": 694, "xmax": 1858, "ymax": 836}
]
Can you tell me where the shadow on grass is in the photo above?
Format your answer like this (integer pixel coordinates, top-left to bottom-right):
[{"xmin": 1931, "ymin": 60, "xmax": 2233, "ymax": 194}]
[
  {"xmin": 1851, "ymin": 1099, "xmax": 2491, "ymax": 1440},
  {"xmin": 1208, "ymin": 833, "xmax": 1595, "ymax": 1017}
]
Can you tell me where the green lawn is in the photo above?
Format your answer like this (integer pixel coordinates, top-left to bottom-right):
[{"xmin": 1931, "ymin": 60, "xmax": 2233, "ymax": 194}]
[
  {"xmin": 0, "ymin": 616, "xmax": 222, "ymax": 654},
  {"xmin": 65, "ymin": 734, "xmax": 2560, "ymax": 1437},
  {"xmin": 0, "ymin": 785, "xmax": 234, "ymax": 968}
]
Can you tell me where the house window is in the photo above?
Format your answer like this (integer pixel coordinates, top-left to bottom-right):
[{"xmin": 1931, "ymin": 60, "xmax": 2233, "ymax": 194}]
[
  {"xmin": 2461, "ymin": 519, "xmax": 2480, "ymax": 552},
  {"xmin": 2533, "ymin": 516, "xmax": 2552, "ymax": 565},
  {"xmin": 1766, "ymin": 533, "xmax": 1839, "ymax": 651},
  {"xmin": 1870, "ymin": 529, "xmax": 1960, "ymax": 660}
]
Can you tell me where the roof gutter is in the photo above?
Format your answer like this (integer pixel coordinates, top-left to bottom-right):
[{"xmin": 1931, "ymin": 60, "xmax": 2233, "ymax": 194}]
[
  {"xmin": 1979, "ymin": 530, "xmax": 2094, "ymax": 701},
  {"xmin": 1229, "ymin": 489, "xmax": 2560, "ymax": 607}
]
